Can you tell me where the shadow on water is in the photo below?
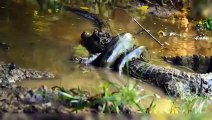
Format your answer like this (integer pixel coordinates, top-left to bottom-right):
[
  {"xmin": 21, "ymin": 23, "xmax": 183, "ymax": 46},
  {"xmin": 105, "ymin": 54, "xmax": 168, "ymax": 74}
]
[{"xmin": 1, "ymin": 0, "xmax": 212, "ymax": 113}]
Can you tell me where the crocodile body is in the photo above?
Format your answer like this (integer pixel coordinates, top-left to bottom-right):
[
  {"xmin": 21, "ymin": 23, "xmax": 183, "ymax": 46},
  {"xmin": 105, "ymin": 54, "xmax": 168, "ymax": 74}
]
[
  {"xmin": 77, "ymin": 31, "xmax": 212, "ymax": 97},
  {"xmin": 163, "ymin": 55, "xmax": 212, "ymax": 73},
  {"xmin": 68, "ymin": 7, "xmax": 212, "ymax": 97},
  {"xmin": 126, "ymin": 59, "xmax": 212, "ymax": 96}
]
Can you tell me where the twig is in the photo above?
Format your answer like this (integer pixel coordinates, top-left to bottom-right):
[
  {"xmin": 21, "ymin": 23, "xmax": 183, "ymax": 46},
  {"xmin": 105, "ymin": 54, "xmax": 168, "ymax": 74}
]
[
  {"xmin": 169, "ymin": 0, "xmax": 175, "ymax": 8},
  {"xmin": 133, "ymin": 18, "xmax": 164, "ymax": 47}
]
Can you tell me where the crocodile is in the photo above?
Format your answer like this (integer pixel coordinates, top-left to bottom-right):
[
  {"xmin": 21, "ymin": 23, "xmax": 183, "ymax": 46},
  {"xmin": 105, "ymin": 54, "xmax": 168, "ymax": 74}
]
[
  {"xmin": 67, "ymin": 7, "xmax": 212, "ymax": 97},
  {"xmin": 0, "ymin": 62, "xmax": 54, "ymax": 84},
  {"xmin": 78, "ymin": 31, "xmax": 212, "ymax": 97},
  {"xmin": 163, "ymin": 55, "xmax": 212, "ymax": 74}
]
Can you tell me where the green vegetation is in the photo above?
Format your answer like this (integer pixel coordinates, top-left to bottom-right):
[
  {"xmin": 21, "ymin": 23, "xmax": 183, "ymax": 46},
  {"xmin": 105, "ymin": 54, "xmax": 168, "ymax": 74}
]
[
  {"xmin": 171, "ymin": 95, "xmax": 210, "ymax": 114},
  {"xmin": 52, "ymin": 80, "xmax": 155, "ymax": 113},
  {"xmin": 49, "ymin": 77, "xmax": 211, "ymax": 115},
  {"xmin": 203, "ymin": 18, "xmax": 212, "ymax": 31}
]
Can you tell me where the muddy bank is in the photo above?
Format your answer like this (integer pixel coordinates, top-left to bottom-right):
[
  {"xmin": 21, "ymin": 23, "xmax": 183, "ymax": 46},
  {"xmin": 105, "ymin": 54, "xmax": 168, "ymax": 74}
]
[
  {"xmin": 0, "ymin": 84, "xmax": 57, "ymax": 113},
  {"xmin": 0, "ymin": 84, "xmax": 74, "ymax": 113},
  {"xmin": 0, "ymin": 61, "xmax": 58, "ymax": 113},
  {"xmin": 0, "ymin": 84, "xmax": 136, "ymax": 114}
]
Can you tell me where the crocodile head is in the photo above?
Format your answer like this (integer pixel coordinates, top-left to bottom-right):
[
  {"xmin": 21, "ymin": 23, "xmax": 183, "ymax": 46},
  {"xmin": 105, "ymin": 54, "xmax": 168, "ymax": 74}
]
[{"xmin": 81, "ymin": 30, "xmax": 112, "ymax": 54}]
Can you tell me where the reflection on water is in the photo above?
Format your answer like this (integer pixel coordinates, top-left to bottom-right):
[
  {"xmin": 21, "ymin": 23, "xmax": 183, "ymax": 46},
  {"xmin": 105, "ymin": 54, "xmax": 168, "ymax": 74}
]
[{"xmin": 1, "ymin": 0, "xmax": 212, "ymax": 113}]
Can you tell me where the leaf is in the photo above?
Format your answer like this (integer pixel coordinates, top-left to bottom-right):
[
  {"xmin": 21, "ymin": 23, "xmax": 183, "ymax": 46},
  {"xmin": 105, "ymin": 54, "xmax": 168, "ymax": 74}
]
[
  {"xmin": 101, "ymin": 103, "xmax": 106, "ymax": 113},
  {"xmin": 181, "ymin": 7, "xmax": 187, "ymax": 12},
  {"xmin": 115, "ymin": 106, "xmax": 120, "ymax": 113},
  {"xmin": 138, "ymin": 6, "xmax": 149, "ymax": 12},
  {"xmin": 80, "ymin": 6, "xmax": 89, "ymax": 10}
]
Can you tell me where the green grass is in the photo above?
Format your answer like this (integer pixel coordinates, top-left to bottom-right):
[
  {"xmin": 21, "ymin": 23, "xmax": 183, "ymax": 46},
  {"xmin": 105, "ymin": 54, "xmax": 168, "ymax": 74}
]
[
  {"xmin": 170, "ymin": 95, "xmax": 210, "ymax": 114},
  {"xmin": 51, "ymin": 80, "xmax": 154, "ymax": 114},
  {"xmin": 51, "ymin": 81, "xmax": 211, "ymax": 115}
]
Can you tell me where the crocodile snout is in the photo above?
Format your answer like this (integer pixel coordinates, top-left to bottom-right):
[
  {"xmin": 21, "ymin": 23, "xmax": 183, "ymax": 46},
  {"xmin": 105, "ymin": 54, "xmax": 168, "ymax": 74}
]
[{"xmin": 81, "ymin": 32, "xmax": 91, "ymax": 40}]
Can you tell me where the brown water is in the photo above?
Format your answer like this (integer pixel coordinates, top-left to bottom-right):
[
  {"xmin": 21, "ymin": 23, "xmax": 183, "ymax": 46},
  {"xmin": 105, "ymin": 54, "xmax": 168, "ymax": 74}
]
[{"xmin": 1, "ymin": 0, "xmax": 212, "ymax": 113}]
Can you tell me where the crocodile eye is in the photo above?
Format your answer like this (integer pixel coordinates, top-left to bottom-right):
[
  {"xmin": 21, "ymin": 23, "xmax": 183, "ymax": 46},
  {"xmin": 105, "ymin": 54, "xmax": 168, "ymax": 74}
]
[{"xmin": 132, "ymin": 57, "xmax": 136, "ymax": 61}]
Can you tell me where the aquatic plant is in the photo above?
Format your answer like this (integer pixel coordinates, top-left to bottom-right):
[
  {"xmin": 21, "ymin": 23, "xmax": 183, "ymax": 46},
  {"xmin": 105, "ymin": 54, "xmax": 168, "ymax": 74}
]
[
  {"xmin": 52, "ymin": 80, "xmax": 153, "ymax": 114},
  {"xmin": 98, "ymin": 81, "xmax": 150, "ymax": 113}
]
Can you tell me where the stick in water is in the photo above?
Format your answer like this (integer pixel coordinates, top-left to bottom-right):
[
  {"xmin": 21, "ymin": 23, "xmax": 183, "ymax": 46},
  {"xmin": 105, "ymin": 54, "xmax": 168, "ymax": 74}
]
[
  {"xmin": 169, "ymin": 0, "xmax": 175, "ymax": 8},
  {"xmin": 133, "ymin": 18, "xmax": 164, "ymax": 47}
]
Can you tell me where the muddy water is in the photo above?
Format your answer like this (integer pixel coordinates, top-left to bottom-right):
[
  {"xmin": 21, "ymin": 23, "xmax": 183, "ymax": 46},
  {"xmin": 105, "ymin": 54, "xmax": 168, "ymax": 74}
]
[
  {"xmin": 1, "ymin": 0, "xmax": 212, "ymax": 113},
  {"xmin": 0, "ymin": 1, "xmax": 167, "ymax": 96},
  {"xmin": 1, "ymin": 3, "xmax": 112, "ymax": 94}
]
